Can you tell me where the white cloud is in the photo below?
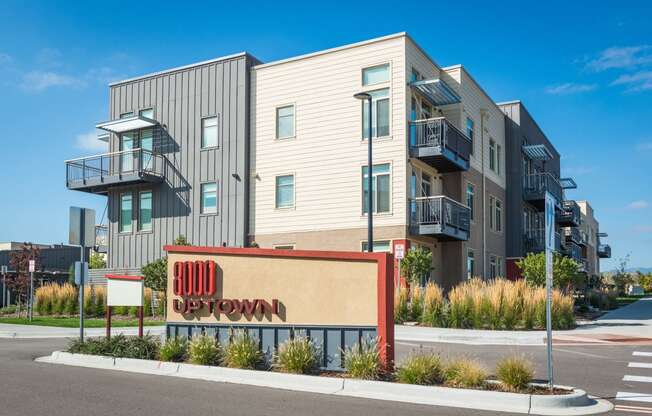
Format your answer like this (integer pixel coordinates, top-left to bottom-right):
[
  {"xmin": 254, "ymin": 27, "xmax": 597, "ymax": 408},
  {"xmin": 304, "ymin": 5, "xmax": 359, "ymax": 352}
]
[
  {"xmin": 86, "ymin": 66, "xmax": 126, "ymax": 85},
  {"xmin": 75, "ymin": 131, "xmax": 108, "ymax": 152},
  {"xmin": 637, "ymin": 142, "xmax": 652, "ymax": 151},
  {"xmin": 586, "ymin": 45, "xmax": 652, "ymax": 71},
  {"xmin": 545, "ymin": 83, "xmax": 597, "ymax": 95},
  {"xmin": 627, "ymin": 200, "xmax": 649, "ymax": 210},
  {"xmin": 20, "ymin": 71, "xmax": 85, "ymax": 92},
  {"xmin": 611, "ymin": 71, "xmax": 652, "ymax": 92}
]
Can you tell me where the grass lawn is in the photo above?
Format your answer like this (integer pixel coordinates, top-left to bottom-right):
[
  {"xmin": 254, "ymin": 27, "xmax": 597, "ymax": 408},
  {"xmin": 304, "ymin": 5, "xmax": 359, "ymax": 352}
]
[
  {"xmin": 616, "ymin": 295, "xmax": 649, "ymax": 308},
  {"xmin": 0, "ymin": 316, "xmax": 164, "ymax": 328}
]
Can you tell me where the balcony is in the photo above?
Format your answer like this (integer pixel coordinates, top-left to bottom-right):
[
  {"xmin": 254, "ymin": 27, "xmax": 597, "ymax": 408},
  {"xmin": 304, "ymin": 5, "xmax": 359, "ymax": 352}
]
[
  {"xmin": 409, "ymin": 118, "xmax": 472, "ymax": 173},
  {"xmin": 578, "ymin": 230, "xmax": 589, "ymax": 247},
  {"xmin": 562, "ymin": 242, "xmax": 583, "ymax": 263},
  {"xmin": 522, "ymin": 172, "xmax": 562, "ymax": 210},
  {"xmin": 556, "ymin": 200, "xmax": 581, "ymax": 227},
  {"xmin": 409, "ymin": 196, "xmax": 470, "ymax": 241},
  {"xmin": 564, "ymin": 227, "xmax": 581, "ymax": 244},
  {"xmin": 598, "ymin": 244, "xmax": 612, "ymax": 258},
  {"xmin": 66, "ymin": 149, "xmax": 166, "ymax": 195},
  {"xmin": 95, "ymin": 225, "xmax": 108, "ymax": 253},
  {"xmin": 523, "ymin": 228, "xmax": 562, "ymax": 254}
]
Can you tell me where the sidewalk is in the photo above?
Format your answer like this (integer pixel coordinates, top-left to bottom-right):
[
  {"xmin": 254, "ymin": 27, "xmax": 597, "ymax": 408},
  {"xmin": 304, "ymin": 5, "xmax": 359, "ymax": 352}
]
[
  {"xmin": 396, "ymin": 297, "xmax": 652, "ymax": 346},
  {"xmin": 0, "ymin": 324, "xmax": 165, "ymax": 339}
]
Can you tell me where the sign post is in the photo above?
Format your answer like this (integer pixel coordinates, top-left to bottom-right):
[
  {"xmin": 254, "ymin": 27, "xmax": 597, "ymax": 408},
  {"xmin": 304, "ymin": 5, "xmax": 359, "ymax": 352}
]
[
  {"xmin": 544, "ymin": 192, "xmax": 555, "ymax": 391},
  {"xmin": 1, "ymin": 265, "xmax": 7, "ymax": 308},
  {"xmin": 69, "ymin": 207, "xmax": 95, "ymax": 342},
  {"xmin": 394, "ymin": 244, "xmax": 405, "ymax": 290},
  {"xmin": 28, "ymin": 260, "xmax": 35, "ymax": 322},
  {"xmin": 106, "ymin": 275, "xmax": 144, "ymax": 339}
]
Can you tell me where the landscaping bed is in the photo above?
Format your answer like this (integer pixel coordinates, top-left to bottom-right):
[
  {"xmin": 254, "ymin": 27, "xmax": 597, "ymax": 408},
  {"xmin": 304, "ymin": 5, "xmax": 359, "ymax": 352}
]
[{"xmin": 0, "ymin": 316, "xmax": 164, "ymax": 328}]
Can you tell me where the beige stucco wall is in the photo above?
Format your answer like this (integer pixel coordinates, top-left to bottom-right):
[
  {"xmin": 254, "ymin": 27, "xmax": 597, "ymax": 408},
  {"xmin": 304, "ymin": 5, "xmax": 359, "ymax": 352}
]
[{"xmin": 166, "ymin": 252, "xmax": 379, "ymax": 326}]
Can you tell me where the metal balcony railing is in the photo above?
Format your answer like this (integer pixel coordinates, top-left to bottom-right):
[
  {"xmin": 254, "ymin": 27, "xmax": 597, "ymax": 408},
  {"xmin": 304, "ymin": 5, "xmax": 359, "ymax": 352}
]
[
  {"xmin": 563, "ymin": 242, "xmax": 583, "ymax": 262},
  {"xmin": 95, "ymin": 225, "xmax": 108, "ymax": 252},
  {"xmin": 557, "ymin": 200, "xmax": 581, "ymax": 226},
  {"xmin": 66, "ymin": 148, "xmax": 166, "ymax": 193},
  {"xmin": 564, "ymin": 227, "xmax": 581, "ymax": 244},
  {"xmin": 598, "ymin": 244, "xmax": 611, "ymax": 258},
  {"xmin": 409, "ymin": 118, "xmax": 472, "ymax": 172},
  {"xmin": 524, "ymin": 228, "xmax": 563, "ymax": 254},
  {"xmin": 522, "ymin": 172, "xmax": 562, "ymax": 207},
  {"xmin": 409, "ymin": 196, "xmax": 470, "ymax": 240}
]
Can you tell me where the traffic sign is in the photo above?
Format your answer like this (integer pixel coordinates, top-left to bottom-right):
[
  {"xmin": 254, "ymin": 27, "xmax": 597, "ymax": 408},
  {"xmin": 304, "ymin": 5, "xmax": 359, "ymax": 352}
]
[
  {"xmin": 28, "ymin": 260, "xmax": 35, "ymax": 273},
  {"xmin": 1, "ymin": 265, "xmax": 6, "ymax": 274},
  {"xmin": 394, "ymin": 244, "xmax": 405, "ymax": 260}
]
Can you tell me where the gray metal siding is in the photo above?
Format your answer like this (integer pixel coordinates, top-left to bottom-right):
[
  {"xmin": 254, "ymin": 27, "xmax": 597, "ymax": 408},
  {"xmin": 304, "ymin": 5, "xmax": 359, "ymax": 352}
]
[{"xmin": 106, "ymin": 55, "xmax": 255, "ymax": 269}]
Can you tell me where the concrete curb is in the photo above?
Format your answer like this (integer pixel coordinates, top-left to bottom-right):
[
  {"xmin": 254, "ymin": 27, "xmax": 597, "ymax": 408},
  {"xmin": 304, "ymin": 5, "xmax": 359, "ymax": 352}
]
[{"xmin": 36, "ymin": 351, "xmax": 612, "ymax": 415}]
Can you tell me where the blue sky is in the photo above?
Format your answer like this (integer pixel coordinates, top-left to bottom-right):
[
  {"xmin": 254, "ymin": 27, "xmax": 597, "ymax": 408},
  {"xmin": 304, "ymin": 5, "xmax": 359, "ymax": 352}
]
[{"xmin": 0, "ymin": 1, "xmax": 650, "ymax": 270}]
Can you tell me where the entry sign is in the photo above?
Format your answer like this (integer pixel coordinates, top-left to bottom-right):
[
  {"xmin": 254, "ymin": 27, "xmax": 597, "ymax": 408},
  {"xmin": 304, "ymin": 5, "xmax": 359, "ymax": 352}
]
[
  {"xmin": 394, "ymin": 244, "xmax": 405, "ymax": 260},
  {"xmin": 107, "ymin": 276, "xmax": 144, "ymax": 307},
  {"xmin": 28, "ymin": 260, "xmax": 35, "ymax": 273}
]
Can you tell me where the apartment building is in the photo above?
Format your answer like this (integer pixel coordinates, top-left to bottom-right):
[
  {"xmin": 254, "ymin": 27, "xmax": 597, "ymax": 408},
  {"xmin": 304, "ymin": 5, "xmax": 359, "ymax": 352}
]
[
  {"xmin": 249, "ymin": 33, "xmax": 506, "ymax": 289},
  {"xmin": 576, "ymin": 200, "xmax": 612, "ymax": 279},
  {"xmin": 65, "ymin": 53, "xmax": 260, "ymax": 270}
]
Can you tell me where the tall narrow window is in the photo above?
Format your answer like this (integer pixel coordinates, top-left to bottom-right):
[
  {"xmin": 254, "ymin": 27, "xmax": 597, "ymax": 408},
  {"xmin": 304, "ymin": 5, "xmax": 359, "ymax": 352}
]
[
  {"xmin": 489, "ymin": 196, "xmax": 495, "ymax": 230},
  {"xmin": 497, "ymin": 143, "xmax": 502, "ymax": 175},
  {"xmin": 120, "ymin": 133, "xmax": 134, "ymax": 172},
  {"xmin": 467, "ymin": 250, "xmax": 475, "ymax": 280},
  {"xmin": 489, "ymin": 139, "xmax": 497, "ymax": 172},
  {"xmin": 139, "ymin": 191, "xmax": 152, "ymax": 231},
  {"xmin": 466, "ymin": 118, "xmax": 474, "ymax": 154},
  {"xmin": 495, "ymin": 199, "xmax": 503, "ymax": 232},
  {"xmin": 421, "ymin": 173, "xmax": 432, "ymax": 197},
  {"xmin": 200, "ymin": 183, "xmax": 218, "ymax": 214},
  {"xmin": 276, "ymin": 105, "xmax": 295, "ymax": 139},
  {"xmin": 362, "ymin": 89, "xmax": 390, "ymax": 139},
  {"xmin": 275, "ymin": 175, "xmax": 295, "ymax": 208},
  {"xmin": 362, "ymin": 163, "xmax": 390, "ymax": 214},
  {"xmin": 466, "ymin": 183, "xmax": 475, "ymax": 222},
  {"xmin": 490, "ymin": 255, "xmax": 497, "ymax": 279},
  {"xmin": 119, "ymin": 193, "xmax": 132, "ymax": 233},
  {"xmin": 139, "ymin": 110, "xmax": 154, "ymax": 170},
  {"xmin": 362, "ymin": 64, "xmax": 389, "ymax": 85},
  {"xmin": 202, "ymin": 116, "xmax": 218, "ymax": 148}
]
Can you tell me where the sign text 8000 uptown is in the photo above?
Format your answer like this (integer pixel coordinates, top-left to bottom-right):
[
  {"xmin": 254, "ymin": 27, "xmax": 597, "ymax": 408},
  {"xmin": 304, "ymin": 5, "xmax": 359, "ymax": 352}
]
[{"xmin": 172, "ymin": 260, "xmax": 279, "ymax": 317}]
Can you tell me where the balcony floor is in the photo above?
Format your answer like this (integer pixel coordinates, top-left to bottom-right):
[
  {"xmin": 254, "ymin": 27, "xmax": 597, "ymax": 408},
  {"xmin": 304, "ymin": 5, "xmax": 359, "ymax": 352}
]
[
  {"xmin": 409, "ymin": 224, "xmax": 469, "ymax": 241},
  {"xmin": 409, "ymin": 147, "xmax": 469, "ymax": 173},
  {"xmin": 67, "ymin": 172, "xmax": 164, "ymax": 195}
]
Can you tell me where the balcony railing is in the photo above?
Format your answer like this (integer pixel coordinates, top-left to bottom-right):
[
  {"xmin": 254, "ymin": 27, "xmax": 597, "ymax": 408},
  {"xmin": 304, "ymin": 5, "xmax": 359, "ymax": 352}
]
[
  {"xmin": 409, "ymin": 196, "xmax": 470, "ymax": 241},
  {"xmin": 522, "ymin": 172, "xmax": 562, "ymax": 209},
  {"xmin": 598, "ymin": 244, "xmax": 611, "ymax": 258},
  {"xmin": 564, "ymin": 227, "xmax": 581, "ymax": 244},
  {"xmin": 563, "ymin": 242, "xmax": 583, "ymax": 262},
  {"xmin": 409, "ymin": 118, "xmax": 472, "ymax": 172},
  {"xmin": 66, "ymin": 148, "xmax": 166, "ymax": 194},
  {"xmin": 557, "ymin": 200, "xmax": 581, "ymax": 227},
  {"xmin": 95, "ymin": 225, "xmax": 108, "ymax": 253}
]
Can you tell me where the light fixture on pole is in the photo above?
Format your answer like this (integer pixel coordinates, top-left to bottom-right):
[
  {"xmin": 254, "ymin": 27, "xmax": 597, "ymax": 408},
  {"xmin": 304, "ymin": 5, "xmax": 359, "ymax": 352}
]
[{"xmin": 354, "ymin": 92, "xmax": 373, "ymax": 253}]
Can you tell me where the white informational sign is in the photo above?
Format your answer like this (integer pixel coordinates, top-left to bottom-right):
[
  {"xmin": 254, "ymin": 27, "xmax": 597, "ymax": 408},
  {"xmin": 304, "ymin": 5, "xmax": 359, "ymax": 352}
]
[
  {"xmin": 107, "ymin": 276, "xmax": 144, "ymax": 307},
  {"xmin": 1, "ymin": 265, "xmax": 7, "ymax": 274},
  {"xmin": 28, "ymin": 260, "xmax": 35, "ymax": 273},
  {"xmin": 394, "ymin": 244, "xmax": 405, "ymax": 260}
]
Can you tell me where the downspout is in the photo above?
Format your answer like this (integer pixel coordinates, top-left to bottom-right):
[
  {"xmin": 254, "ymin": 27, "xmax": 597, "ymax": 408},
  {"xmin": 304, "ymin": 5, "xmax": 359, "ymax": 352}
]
[{"xmin": 480, "ymin": 109, "xmax": 488, "ymax": 279}]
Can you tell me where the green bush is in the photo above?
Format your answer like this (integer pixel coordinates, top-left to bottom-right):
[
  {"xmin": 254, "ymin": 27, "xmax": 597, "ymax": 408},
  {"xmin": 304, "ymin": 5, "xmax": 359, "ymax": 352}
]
[
  {"xmin": 394, "ymin": 288, "xmax": 410, "ymax": 324},
  {"xmin": 222, "ymin": 330, "xmax": 264, "ymax": 369},
  {"xmin": 343, "ymin": 338, "xmax": 382, "ymax": 380},
  {"xmin": 114, "ymin": 306, "xmax": 128, "ymax": 315},
  {"xmin": 443, "ymin": 358, "xmax": 487, "ymax": 388},
  {"xmin": 66, "ymin": 335, "xmax": 159, "ymax": 360},
  {"xmin": 188, "ymin": 334, "xmax": 221, "ymax": 366},
  {"xmin": 275, "ymin": 337, "xmax": 319, "ymax": 374},
  {"xmin": 496, "ymin": 355, "xmax": 534, "ymax": 392},
  {"xmin": 421, "ymin": 283, "xmax": 447, "ymax": 327},
  {"xmin": 159, "ymin": 337, "xmax": 187, "ymax": 362},
  {"xmin": 396, "ymin": 352, "xmax": 443, "ymax": 385},
  {"xmin": 410, "ymin": 287, "xmax": 424, "ymax": 322}
]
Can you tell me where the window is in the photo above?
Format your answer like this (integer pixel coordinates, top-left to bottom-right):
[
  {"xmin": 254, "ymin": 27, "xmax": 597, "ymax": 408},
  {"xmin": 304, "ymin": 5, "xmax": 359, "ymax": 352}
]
[
  {"xmin": 120, "ymin": 133, "xmax": 135, "ymax": 172},
  {"xmin": 489, "ymin": 139, "xmax": 497, "ymax": 172},
  {"xmin": 489, "ymin": 196, "xmax": 495, "ymax": 230},
  {"xmin": 139, "ymin": 108, "xmax": 154, "ymax": 119},
  {"xmin": 490, "ymin": 255, "xmax": 497, "ymax": 279},
  {"xmin": 362, "ymin": 64, "xmax": 389, "ymax": 85},
  {"xmin": 120, "ymin": 111, "xmax": 133, "ymax": 119},
  {"xmin": 497, "ymin": 143, "xmax": 502, "ymax": 175},
  {"xmin": 200, "ymin": 183, "xmax": 218, "ymax": 214},
  {"xmin": 275, "ymin": 175, "xmax": 295, "ymax": 208},
  {"xmin": 138, "ymin": 191, "xmax": 152, "ymax": 231},
  {"xmin": 273, "ymin": 244, "xmax": 295, "ymax": 250},
  {"xmin": 465, "ymin": 118, "xmax": 474, "ymax": 154},
  {"xmin": 119, "ymin": 193, "xmax": 132, "ymax": 233},
  {"xmin": 362, "ymin": 163, "xmax": 390, "ymax": 214},
  {"xmin": 410, "ymin": 67, "xmax": 422, "ymax": 83},
  {"xmin": 466, "ymin": 182, "xmax": 475, "ymax": 222},
  {"xmin": 361, "ymin": 240, "xmax": 392, "ymax": 253},
  {"xmin": 276, "ymin": 105, "xmax": 295, "ymax": 139},
  {"xmin": 362, "ymin": 89, "xmax": 390, "ymax": 139},
  {"xmin": 495, "ymin": 199, "xmax": 503, "ymax": 232},
  {"xmin": 466, "ymin": 250, "xmax": 475, "ymax": 280},
  {"xmin": 421, "ymin": 173, "xmax": 432, "ymax": 197},
  {"xmin": 201, "ymin": 116, "xmax": 218, "ymax": 148},
  {"xmin": 497, "ymin": 257, "xmax": 503, "ymax": 278}
]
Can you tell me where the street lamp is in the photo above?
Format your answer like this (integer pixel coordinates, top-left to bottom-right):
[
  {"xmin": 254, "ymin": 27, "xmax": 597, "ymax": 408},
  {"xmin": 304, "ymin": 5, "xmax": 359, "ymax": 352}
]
[{"xmin": 354, "ymin": 92, "xmax": 373, "ymax": 253}]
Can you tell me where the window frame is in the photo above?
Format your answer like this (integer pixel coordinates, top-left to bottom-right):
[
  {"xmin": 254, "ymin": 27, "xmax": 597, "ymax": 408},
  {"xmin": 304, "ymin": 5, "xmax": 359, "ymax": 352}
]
[
  {"xmin": 361, "ymin": 88, "xmax": 391, "ymax": 140},
  {"xmin": 465, "ymin": 117, "xmax": 475, "ymax": 155},
  {"xmin": 466, "ymin": 181, "xmax": 475, "ymax": 223},
  {"xmin": 489, "ymin": 139, "xmax": 497, "ymax": 172},
  {"xmin": 200, "ymin": 182, "xmax": 218, "ymax": 215},
  {"xmin": 275, "ymin": 104, "xmax": 296, "ymax": 140},
  {"xmin": 201, "ymin": 115, "xmax": 219, "ymax": 149},
  {"xmin": 361, "ymin": 162, "xmax": 392, "ymax": 215},
  {"xmin": 495, "ymin": 198, "xmax": 503, "ymax": 233},
  {"xmin": 361, "ymin": 63, "xmax": 390, "ymax": 86},
  {"xmin": 139, "ymin": 107, "xmax": 155, "ymax": 119},
  {"xmin": 496, "ymin": 143, "xmax": 502, "ymax": 176},
  {"xmin": 490, "ymin": 255, "xmax": 497, "ymax": 279},
  {"xmin": 360, "ymin": 239, "xmax": 392, "ymax": 253},
  {"xmin": 137, "ymin": 190, "xmax": 153, "ymax": 233},
  {"xmin": 275, "ymin": 174, "xmax": 295, "ymax": 209},
  {"xmin": 466, "ymin": 249, "xmax": 475, "ymax": 280},
  {"xmin": 119, "ymin": 192, "xmax": 133, "ymax": 234}
]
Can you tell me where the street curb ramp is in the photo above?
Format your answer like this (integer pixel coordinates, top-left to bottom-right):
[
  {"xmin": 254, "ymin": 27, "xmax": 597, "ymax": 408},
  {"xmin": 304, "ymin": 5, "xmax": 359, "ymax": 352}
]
[{"xmin": 36, "ymin": 351, "xmax": 613, "ymax": 415}]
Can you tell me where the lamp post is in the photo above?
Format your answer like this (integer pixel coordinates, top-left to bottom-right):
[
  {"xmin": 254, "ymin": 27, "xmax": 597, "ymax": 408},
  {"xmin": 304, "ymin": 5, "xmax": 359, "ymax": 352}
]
[{"xmin": 354, "ymin": 92, "xmax": 373, "ymax": 253}]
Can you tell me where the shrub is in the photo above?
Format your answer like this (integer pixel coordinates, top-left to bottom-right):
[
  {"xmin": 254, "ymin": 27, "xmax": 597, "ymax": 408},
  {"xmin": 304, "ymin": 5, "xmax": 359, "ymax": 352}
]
[
  {"xmin": 159, "ymin": 337, "xmax": 187, "ymax": 362},
  {"xmin": 188, "ymin": 334, "xmax": 221, "ymax": 366},
  {"xmin": 343, "ymin": 338, "xmax": 382, "ymax": 380},
  {"xmin": 83, "ymin": 287, "xmax": 95, "ymax": 316},
  {"xmin": 443, "ymin": 357, "xmax": 487, "ymax": 388},
  {"xmin": 410, "ymin": 286, "xmax": 424, "ymax": 322},
  {"xmin": 67, "ymin": 335, "xmax": 159, "ymax": 360},
  {"xmin": 275, "ymin": 337, "xmax": 319, "ymax": 374},
  {"xmin": 121, "ymin": 335, "xmax": 160, "ymax": 359},
  {"xmin": 421, "ymin": 282, "xmax": 447, "ymax": 327},
  {"xmin": 222, "ymin": 330, "xmax": 263, "ymax": 369},
  {"xmin": 394, "ymin": 288, "xmax": 410, "ymax": 324},
  {"xmin": 496, "ymin": 355, "xmax": 534, "ymax": 392},
  {"xmin": 396, "ymin": 351, "xmax": 443, "ymax": 385},
  {"xmin": 95, "ymin": 287, "xmax": 106, "ymax": 317},
  {"xmin": 448, "ymin": 285, "xmax": 471, "ymax": 328}
]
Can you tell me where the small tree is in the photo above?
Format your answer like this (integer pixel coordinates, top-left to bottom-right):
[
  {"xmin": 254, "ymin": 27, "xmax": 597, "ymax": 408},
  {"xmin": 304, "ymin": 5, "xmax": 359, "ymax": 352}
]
[
  {"xmin": 613, "ymin": 254, "xmax": 632, "ymax": 295},
  {"xmin": 89, "ymin": 252, "xmax": 107, "ymax": 269},
  {"xmin": 6, "ymin": 243, "xmax": 40, "ymax": 317},
  {"xmin": 516, "ymin": 252, "xmax": 580, "ymax": 291},
  {"xmin": 400, "ymin": 247, "xmax": 432, "ymax": 287}
]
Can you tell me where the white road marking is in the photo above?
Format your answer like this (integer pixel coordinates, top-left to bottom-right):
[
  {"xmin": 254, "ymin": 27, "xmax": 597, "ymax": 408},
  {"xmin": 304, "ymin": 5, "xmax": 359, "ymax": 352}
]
[
  {"xmin": 634, "ymin": 352, "xmax": 652, "ymax": 357},
  {"xmin": 630, "ymin": 363, "xmax": 652, "ymax": 369},
  {"xmin": 625, "ymin": 375, "xmax": 652, "ymax": 383},
  {"xmin": 617, "ymin": 392, "xmax": 652, "ymax": 403},
  {"xmin": 552, "ymin": 347, "xmax": 612, "ymax": 359},
  {"xmin": 615, "ymin": 405, "xmax": 652, "ymax": 414}
]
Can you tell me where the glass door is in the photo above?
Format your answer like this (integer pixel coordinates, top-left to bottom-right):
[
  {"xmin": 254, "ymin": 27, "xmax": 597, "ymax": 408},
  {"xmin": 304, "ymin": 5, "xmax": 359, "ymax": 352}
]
[
  {"xmin": 140, "ymin": 129, "xmax": 153, "ymax": 171},
  {"xmin": 120, "ymin": 134, "xmax": 134, "ymax": 173}
]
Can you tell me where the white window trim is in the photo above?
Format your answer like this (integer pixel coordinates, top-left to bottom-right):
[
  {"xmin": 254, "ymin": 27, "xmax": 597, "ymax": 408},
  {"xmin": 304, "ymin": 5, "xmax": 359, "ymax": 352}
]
[
  {"xmin": 200, "ymin": 181, "xmax": 219, "ymax": 215},
  {"xmin": 275, "ymin": 104, "xmax": 296, "ymax": 140},
  {"xmin": 274, "ymin": 173, "xmax": 296, "ymax": 210},
  {"xmin": 466, "ymin": 248, "xmax": 475, "ymax": 280},
  {"xmin": 360, "ymin": 239, "xmax": 393, "ymax": 253},
  {"xmin": 137, "ymin": 190, "xmax": 153, "ymax": 233},
  {"xmin": 200, "ymin": 115, "xmax": 219, "ymax": 150},
  {"xmin": 360, "ymin": 161, "xmax": 393, "ymax": 217},
  {"xmin": 139, "ymin": 107, "xmax": 155, "ymax": 118},
  {"xmin": 466, "ymin": 180, "xmax": 476, "ymax": 224},
  {"xmin": 119, "ymin": 192, "xmax": 133, "ymax": 234},
  {"xmin": 359, "ymin": 87, "xmax": 392, "ymax": 141},
  {"xmin": 489, "ymin": 194, "xmax": 504, "ymax": 234},
  {"xmin": 361, "ymin": 62, "xmax": 391, "ymax": 87}
]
